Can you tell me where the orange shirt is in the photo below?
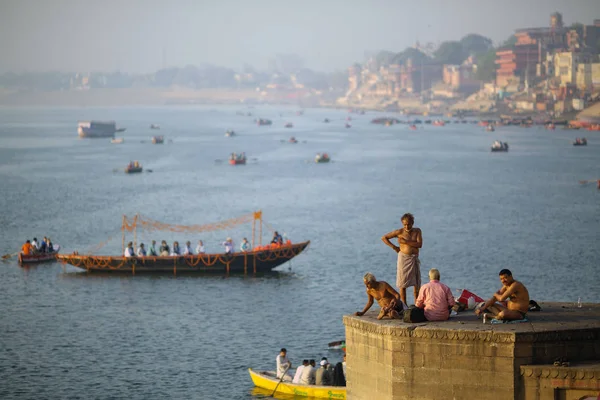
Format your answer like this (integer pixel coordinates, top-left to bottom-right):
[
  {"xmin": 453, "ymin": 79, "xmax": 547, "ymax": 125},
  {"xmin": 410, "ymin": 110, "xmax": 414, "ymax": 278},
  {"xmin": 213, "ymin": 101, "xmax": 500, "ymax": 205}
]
[{"xmin": 21, "ymin": 243, "xmax": 33, "ymax": 255}]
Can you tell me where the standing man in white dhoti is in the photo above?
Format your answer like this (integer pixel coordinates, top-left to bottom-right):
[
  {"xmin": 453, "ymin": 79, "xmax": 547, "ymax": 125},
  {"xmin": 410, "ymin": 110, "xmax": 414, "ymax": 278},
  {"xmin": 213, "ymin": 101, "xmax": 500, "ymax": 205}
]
[{"xmin": 381, "ymin": 213, "xmax": 423, "ymax": 306}]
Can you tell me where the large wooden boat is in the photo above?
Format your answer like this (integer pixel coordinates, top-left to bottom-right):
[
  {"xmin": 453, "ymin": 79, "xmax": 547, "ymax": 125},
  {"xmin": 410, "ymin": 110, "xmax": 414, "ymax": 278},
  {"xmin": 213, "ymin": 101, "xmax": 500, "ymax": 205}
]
[
  {"xmin": 57, "ymin": 211, "xmax": 309, "ymax": 275},
  {"xmin": 248, "ymin": 368, "xmax": 346, "ymax": 399},
  {"xmin": 19, "ymin": 246, "xmax": 60, "ymax": 264},
  {"xmin": 78, "ymin": 121, "xmax": 120, "ymax": 138}
]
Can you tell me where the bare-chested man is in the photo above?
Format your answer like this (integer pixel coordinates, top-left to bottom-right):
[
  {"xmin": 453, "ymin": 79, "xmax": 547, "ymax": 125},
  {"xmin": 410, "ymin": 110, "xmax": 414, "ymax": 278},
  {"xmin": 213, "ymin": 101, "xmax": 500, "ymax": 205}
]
[
  {"xmin": 354, "ymin": 273, "xmax": 405, "ymax": 320},
  {"xmin": 475, "ymin": 269, "xmax": 530, "ymax": 321},
  {"xmin": 381, "ymin": 213, "xmax": 423, "ymax": 306}
]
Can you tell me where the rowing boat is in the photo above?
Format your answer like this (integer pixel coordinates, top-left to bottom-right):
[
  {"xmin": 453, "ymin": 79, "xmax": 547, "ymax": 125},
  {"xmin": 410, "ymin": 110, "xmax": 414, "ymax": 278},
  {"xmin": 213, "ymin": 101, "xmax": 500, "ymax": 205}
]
[
  {"xmin": 248, "ymin": 368, "xmax": 346, "ymax": 399},
  {"xmin": 19, "ymin": 246, "xmax": 60, "ymax": 264}
]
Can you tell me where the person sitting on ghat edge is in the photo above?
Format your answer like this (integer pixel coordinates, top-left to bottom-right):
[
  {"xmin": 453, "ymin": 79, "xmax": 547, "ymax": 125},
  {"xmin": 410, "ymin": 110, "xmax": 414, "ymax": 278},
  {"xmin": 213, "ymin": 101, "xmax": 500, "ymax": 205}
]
[
  {"xmin": 475, "ymin": 268, "xmax": 530, "ymax": 321},
  {"xmin": 355, "ymin": 272, "xmax": 405, "ymax": 320},
  {"xmin": 414, "ymin": 268, "xmax": 455, "ymax": 321}
]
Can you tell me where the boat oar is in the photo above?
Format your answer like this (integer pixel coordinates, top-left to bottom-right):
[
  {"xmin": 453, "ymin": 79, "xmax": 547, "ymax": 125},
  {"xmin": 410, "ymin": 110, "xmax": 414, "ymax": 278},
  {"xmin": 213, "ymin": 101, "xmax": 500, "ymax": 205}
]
[
  {"xmin": 271, "ymin": 365, "xmax": 291, "ymax": 396},
  {"xmin": 579, "ymin": 179, "xmax": 598, "ymax": 184},
  {"xmin": 1, "ymin": 252, "xmax": 18, "ymax": 260}
]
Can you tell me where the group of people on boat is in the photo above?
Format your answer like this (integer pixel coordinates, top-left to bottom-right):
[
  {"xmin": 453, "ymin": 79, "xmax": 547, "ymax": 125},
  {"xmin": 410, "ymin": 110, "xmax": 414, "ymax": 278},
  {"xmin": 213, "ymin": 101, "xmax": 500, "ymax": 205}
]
[
  {"xmin": 21, "ymin": 237, "xmax": 55, "ymax": 255},
  {"xmin": 229, "ymin": 152, "xmax": 246, "ymax": 161},
  {"xmin": 128, "ymin": 161, "xmax": 141, "ymax": 169},
  {"xmin": 354, "ymin": 212, "xmax": 531, "ymax": 323},
  {"xmin": 574, "ymin": 137, "xmax": 587, "ymax": 145},
  {"xmin": 123, "ymin": 232, "xmax": 289, "ymax": 258},
  {"xmin": 276, "ymin": 348, "xmax": 346, "ymax": 387}
]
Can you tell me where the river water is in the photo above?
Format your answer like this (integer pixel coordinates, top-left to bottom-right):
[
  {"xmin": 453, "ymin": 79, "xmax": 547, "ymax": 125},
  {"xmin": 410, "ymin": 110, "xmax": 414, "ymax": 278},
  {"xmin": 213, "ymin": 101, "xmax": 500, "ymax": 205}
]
[{"xmin": 0, "ymin": 106, "xmax": 599, "ymax": 399}]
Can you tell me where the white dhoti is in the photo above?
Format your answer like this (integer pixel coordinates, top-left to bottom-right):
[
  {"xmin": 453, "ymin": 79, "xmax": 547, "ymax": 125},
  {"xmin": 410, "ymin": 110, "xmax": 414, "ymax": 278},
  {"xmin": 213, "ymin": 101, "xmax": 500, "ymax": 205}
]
[{"xmin": 396, "ymin": 252, "xmax": 421, "ymax": 289}]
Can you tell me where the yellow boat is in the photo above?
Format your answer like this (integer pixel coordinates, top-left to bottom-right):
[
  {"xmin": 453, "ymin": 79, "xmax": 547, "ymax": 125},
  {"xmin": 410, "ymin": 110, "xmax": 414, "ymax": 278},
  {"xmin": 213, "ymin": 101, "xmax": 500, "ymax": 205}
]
[{"xmin": 248, "ymin": 368, "xmax": 346, "ymax": 399}]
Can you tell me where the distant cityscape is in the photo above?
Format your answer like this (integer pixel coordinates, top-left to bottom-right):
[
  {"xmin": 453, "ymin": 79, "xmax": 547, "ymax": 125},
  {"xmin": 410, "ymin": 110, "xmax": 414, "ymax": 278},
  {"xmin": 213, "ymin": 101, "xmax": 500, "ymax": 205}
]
[{"xmin": 1, "ymin": 12, "xmax": 599, "ymax": 117}]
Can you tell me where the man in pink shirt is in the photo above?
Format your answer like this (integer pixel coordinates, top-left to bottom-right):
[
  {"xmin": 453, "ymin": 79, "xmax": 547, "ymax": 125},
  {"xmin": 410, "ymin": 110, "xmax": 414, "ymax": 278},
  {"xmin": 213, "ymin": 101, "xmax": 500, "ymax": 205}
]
[{"xmin": 415, "ymin": 268, "xmax": 455, "ymax": 321}]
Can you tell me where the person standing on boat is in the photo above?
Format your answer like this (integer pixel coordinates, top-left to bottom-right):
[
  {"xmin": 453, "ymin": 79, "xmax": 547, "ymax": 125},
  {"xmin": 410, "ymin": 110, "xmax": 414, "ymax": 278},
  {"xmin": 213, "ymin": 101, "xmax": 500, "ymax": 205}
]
[
  {"xmin": 183, "ymin": 241, "xmax": 194, "ymax": 255},
  {"xmin": 137, "ymin": 243, "xmax": 147, "ymax": 257},
  {"xmin": 124, "ymin": 242, "xmax": 135, "ymax": 257},
  {"xmin": 240, "ymin": 237, "xmax": 251, "ymax": 252},
  {"xmin": 222, "ymin": 237, "xmax": 234, "ymax": 254},
  {"xmin": 149, "ymin": 240, "xmax": 158, "ymax": 256},
  {"xmin": 276, "ymin": 348, "xmax": 292, "ymax": 381},
  {"xmin": 196, "ymin": 240, "xmax": 205, "ymax": 254},
  {"xmin": 381, "ymin": 213, "xmax": 422, "ymax": 306}
]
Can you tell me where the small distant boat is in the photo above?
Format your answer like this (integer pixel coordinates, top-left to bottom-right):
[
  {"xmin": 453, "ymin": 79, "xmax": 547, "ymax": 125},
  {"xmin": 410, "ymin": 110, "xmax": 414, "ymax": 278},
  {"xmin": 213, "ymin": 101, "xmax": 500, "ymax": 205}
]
[
  {"xmin": 345, "ymin": 123, "xmax": 351, "ymax": 128},
  {"xmin": 315, "ymin": 153, "xmax": 330, "ymax": 163},
  {"xmin": 328, "ymin": 340, "xmax": 346, "ymax": 351},
  {"xmin": 225, "ymin": 130, "xmax": 236, "ymax": 137},
  {"xmin": 111, "ymin": 138, "xmax": 124, "ymax": 144},
  {"xmin": 491, "ymin": 141, "xmax": 509, "ymax": 152},
  {"xmin": 229, "ymin": 153, "xmax": 247, "ymax": 165},
  {"xmin": 256, "ymin": 119, "xmax": 272, "ymax": 126},
  {"xmin": 18, "ymin": 246, "xmax": 60, "ymax": 264},
  {"xmin": 409, "ymin": 125, "xmax": 417, "ymax": 130},
  {"xmin": 545, "ymin": 124, "xmax": 555, "ymax": 130},
  {"xmin": 116, "ymin": 128, "xmax": 126, "ymax": 133},
  {"xmin": 432, "ymin": 120, "xmax": 445, "ymax": 126},
  {"xmin": 284, "ymin": 122, "xmax": 293, "ymax": 128},
  {"xmin": 152, "ymin": 136, "xmax": 164, "ymax": 144},
  {"xmin": 248, "ymin": 369, "xmax": 346, "ymax": 399},
  {"xmin": 150, "ymin": 124, "xmax": 160, "ymax": 130},
  {"xmin": 573, "ymin": 138, "xmax": 587, "ymax": 146},
  {"xmin": 289, "ymin": 136, "xmax": 298, "ymax": 144},
  {"xmin": 323, "ymin": 118, "xmax": 330, "ymax": 123},
  {"xmin": 486, "ymin": 125, "xmax": 495, "ymax": 132},
  {"xmin": 125, "ymin": 161, "xmax": 143, "ymax": 173}
]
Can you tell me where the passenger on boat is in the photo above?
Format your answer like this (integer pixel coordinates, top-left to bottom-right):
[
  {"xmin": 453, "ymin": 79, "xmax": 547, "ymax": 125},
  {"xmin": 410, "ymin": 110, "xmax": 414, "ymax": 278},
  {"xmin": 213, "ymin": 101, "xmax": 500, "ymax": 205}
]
[
  {"xmin": 47, "ymin": 238, "xmax": 54, "ymax": 253},
  {"xmin": 316, "ymin": 359, "xmax": 333, "ymax": 386},
  {"xmin": 159, "ymin": 240, "xmax": 170, "ymax": 256},
  {"xmin": 21, "ymin": 240, "xmax": 33, "ymax": 255},
  {"xmin": 31, "ymin": 237, "xmax": 39, "ymax": 253},
  {"xmin": 196, "ymin": 240, "xmax": 205, "ymax": 254},
  {"xmin": 40, "ymin": 237, "xmax": 48, "ymax": 253},
  {"xmin": 475, "ymin": 269, "xmax": 530, "ymax": 321},
  {"xmin": 124, "ymin": 242, "xmax": 135, "ymax": 257},
  {"xmin": 333, "ymin": 362, "xmax": 346, "ymax": 387},
  {"xmin": 240, "ymin": 237, "xmax": 251, "ymax": 252},
  {"xmin": 149, "ymin": 240, "xmax": 158, "ymax": 256},
  {"xmin": 170, "ymin": 241, "xmax": 181, "ymax": 256},
  {"xmin": 137, "ymin": 243, "xmax": 147, "ymax": 257},
  {"xmin": 271, "ymin": 231, "xmax": 283, "ymax": 245},
  {"xmin": 292, "ymin": 360, "xmax": 309, "ymax": 384},
  {"xmin": 183, "ymin": 241, "xmax": 194, "ymax": 255},
  {"xmin": 276, "ymin": 348, "xmax": 292, "ymax": 381},
  {"xmin": 355, "ymin": 272, "xmax": 405, "ymax": 320},
  {"xmin": 342, "ymin": 354, "xmax": 346, "ymax": 380},
  {"xmin": 414, "ymin": 268, "xmax": 455, "ymax": 321},
  {"xmin": 300, "ymin": 360, "xmax": 316, "ymax": 385},
  {"xmin": 222, "ymin": 237, "xmax": 234, "ymax": 254}
]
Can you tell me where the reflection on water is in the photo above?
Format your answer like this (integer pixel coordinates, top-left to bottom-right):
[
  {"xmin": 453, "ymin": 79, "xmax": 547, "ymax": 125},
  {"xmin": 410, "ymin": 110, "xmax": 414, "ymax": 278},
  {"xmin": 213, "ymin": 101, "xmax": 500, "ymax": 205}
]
[{"xmin": 0, "ymin": 106, "xmax": 599, "ymax": 399}]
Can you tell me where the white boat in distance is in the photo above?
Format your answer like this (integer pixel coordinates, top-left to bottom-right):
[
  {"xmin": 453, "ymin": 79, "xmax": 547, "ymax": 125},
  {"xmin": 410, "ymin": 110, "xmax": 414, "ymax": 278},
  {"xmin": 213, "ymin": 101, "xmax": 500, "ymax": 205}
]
[{"xmin": 78, "ymin": 121, "xmax": 125, "ymax": 138}]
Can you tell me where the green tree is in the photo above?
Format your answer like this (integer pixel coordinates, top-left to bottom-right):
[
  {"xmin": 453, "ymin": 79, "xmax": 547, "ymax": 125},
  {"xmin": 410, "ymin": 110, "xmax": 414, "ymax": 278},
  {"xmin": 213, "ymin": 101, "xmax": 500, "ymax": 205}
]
[
  {"xmin": 475, "ymin": 49, "xmax": 497, "ymax": 82},
  {"xmin": 392, "ymin": 47, "xmax": 431, "ymax": 65},
  {"xmin": 434, "ymin": 41, "xmax": 467, "ymax": 65},
  {"xmin": 501, "ymin": 35, "xmax": 517, "ymax": 49},
  {"xmin": 460, "ymin": 34, "xmax": 493, "ymax": 56}
]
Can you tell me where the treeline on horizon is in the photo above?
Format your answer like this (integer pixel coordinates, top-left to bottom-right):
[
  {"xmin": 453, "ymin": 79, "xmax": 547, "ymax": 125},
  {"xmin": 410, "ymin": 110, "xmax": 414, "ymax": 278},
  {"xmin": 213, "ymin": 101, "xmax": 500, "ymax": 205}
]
[{"xmin": 0, "ymin": 64, "xmax": 349, "ymax": 92}]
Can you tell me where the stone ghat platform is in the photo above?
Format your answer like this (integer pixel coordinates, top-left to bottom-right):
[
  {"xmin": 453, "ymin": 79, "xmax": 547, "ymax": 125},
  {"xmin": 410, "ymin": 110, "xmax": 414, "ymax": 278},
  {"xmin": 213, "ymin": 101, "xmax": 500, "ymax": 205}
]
[{"xmin": 342, "ymin": 302, "xmax": 600, "ymax": 400}]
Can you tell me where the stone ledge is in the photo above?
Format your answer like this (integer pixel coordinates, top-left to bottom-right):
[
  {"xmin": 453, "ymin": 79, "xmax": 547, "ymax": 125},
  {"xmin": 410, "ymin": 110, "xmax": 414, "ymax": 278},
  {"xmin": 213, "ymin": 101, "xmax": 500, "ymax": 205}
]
[
  {"xmin": 343, "ymin": 302, "xmax": 600, "ymax": 344},
  {"xmin": 521, "ymin": 362, "xmax": 600, "ymax": 379}
]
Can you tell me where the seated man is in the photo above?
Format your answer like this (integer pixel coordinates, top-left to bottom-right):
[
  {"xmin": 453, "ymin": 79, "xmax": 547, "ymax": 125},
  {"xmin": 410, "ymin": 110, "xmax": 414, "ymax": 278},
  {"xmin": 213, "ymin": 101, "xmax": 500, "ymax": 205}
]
[
  {"xmin": 21, "ymin": 240, "xmax": 33, "ymax": 255},
  {"xmin": 124, "ymin": 242, "xmax": 135, "ymax": 257},
  {"xmin": 415, "ymin": 268, "xmax": 455, "ymax": 321},
  {"xmin": 354, "ymin": 272, "xmax": 405, "ymax": 320},
  {"xmin": 292, "ymin": 359, "xmax": 309, "ymax": 384},
  {"xmin": 183, "ymin": 241, "xmax": 194, "ymax": 255},
  {"xmin": 271, "ymin": 231, "xmax": 283, "ymax": 245},
  {"xmin": 159, "ymin": 240, "xmax": 170, "ymax": 256},
  {"xmin": 475, "ymin": 269, "xmax": 530, "ymax": 321},
  {"xmin": 137, "ymin": 243, "xmax": 147, "ymax": 257}
]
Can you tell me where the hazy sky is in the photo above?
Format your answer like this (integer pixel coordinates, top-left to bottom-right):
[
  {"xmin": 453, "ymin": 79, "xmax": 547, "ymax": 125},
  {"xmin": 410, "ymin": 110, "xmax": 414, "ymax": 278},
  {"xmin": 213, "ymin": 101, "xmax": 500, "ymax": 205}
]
[{"xmin": 1, "ymin": 0, "xmax": 599, "ymax": 73}]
